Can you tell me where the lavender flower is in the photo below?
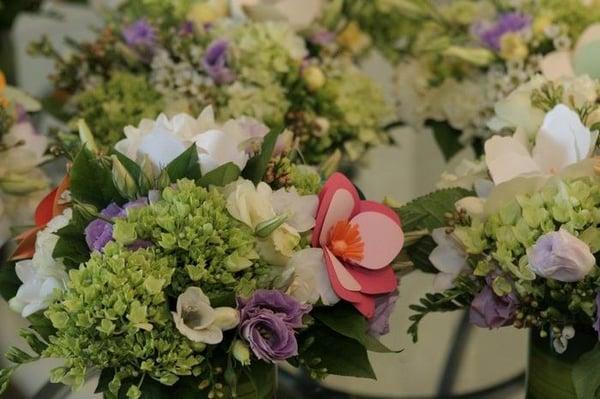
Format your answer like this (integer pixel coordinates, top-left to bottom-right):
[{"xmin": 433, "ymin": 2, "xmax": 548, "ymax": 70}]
[
  {"xmin": 203, "ymin": 39, "xmax": 235, "ymax": 85},
  {"xmin": 238, "ymin": 290, "xmax": 311, "ymax": 362},
  {"xmin": 179, "ymin": 20, "xmax": 195, "ymax": 36},
  {"xmin": 368, "ymin": 290, "xmax": 399, "ymax": 338},
  {"xmin": 310, "ymin": 31, "xmax": 336, "ymax": 46},
  {"xmin": 475, "ymin": 12, "xmax": 531, "ymax": 50},
  {"xmin": 528, "ymin": 229, "xmax": 595, "ymax": 282},
  {"xmin": 122, "ymin": 19, "xmax": 157, "ymax": 49},
  {"xmin": 469, "ymin": 286, "xmax": 518, "ymax": 329}
]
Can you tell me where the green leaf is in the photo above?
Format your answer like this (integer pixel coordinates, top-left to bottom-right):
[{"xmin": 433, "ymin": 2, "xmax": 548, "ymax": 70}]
[
  {"xmin": 71, "ymin": 147, "xmax": 124, "ymax": 208},
  {"xmin": 111, "ymin": 149, "xmax": 149, "ymax": 193},
  {"xmin": 0, "ymin": 367, "xmax": 15, "ymax": 395},
  {"xmin": 0, "ymin": 260, "xmax": 19, "ymax": 301},
  {"xmin": 312, "ymin": 303, "xmax": 394, "ymax": 353},
  {"xmin": 406, "ymin": 236, "xmax": 439, "ymax": 274},
  {"xmin": 198, "ymin": 162, "xmax": 240, "ymax": 188},
  {"xmin": 298, "ymin": 324, "xmax": 376, "ymax": 379},
  {"xmin": 95, "ymin": 369, "xmax": 115, "ymax": 394},
  {"xmin": 166, "ymin": 145, "xmax": 202, "ymax": 182},
  {"xmin": 573, "ymin": 344, "xmax": 600, "ymax": 399},
  {"xmin": 242, "ymin": 128, "xmax": 281, "ymax": 184},
  {"xmin": 19, "ymin": 328, "xmax": 48, "ymax": 354},
  {"xmin": 27, "ymin": 313, "xmax": 57, "ymax": 341},
  {"xmin": 241, "ymin": 361, "xmax": 277, "ymax": 399},
  {"xmin": 53, "ymin": 208, "xmax": 92, "ymax": 269},
  {"xmin": 5, "ymin": 346, "xmax": 38, "ymax": 364},
  {"xmin": 395, "ymin": 187, "xmax": 473, "ymax": 232},
  {"xmin": 426, "ymin": 119, "xmax": 464, "ymax": 161}
]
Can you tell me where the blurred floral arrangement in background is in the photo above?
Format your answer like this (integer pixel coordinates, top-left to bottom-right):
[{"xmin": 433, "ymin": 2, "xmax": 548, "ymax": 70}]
[
  {"xmin": 385, "ymin": 0, "xmax": 600, "ymax": 160},
  {"xmin": 396, "ymin": 74, "xmax": 600, "ymax": 397},
  {"xmin": 30, "ymin": 0, "xmax": 394, "ymax": 168},
  {"xmin": 0, "ymin": 71, "xmax": 51, "ymax": 248}
]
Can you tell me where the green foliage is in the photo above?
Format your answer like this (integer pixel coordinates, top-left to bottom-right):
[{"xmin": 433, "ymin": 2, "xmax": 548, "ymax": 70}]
[
  {"xmin": 165, "ymin": 145, "xmax": 202, "ymax": 182},
  {"xmin": 426, "ymin": 120, "xmax": 464, "ymax": 161},
  {"xmin": 53, "ymin": 208, "xmax": 93, "ymax": 269},
  {"xmin": 72, "ymin": 72, "xmax": 164, "ymax": 147},
  {"xmin": 70, "ymin": 147, "xmax": 124, "ymax": 208},
  {"xmin": 243, "ymin": 128, "xmax": 282, "ymax": 184},
  {"xmin": 0, "ymin": 367, "xmax": 15, "ymax": 395},
  {"xmin": 198, "ymin": 163, "xmax": 240, "ymax": 188},
  {"xmin": 0, "ymin": 259, "xmax": 19, "ymax": 301},
  {"xmin": 312, "ymin": 303, "xmax": 393, "ymax": 353},
  {"xmin": 395, "ymin": 187, "xmax": 473, "ymax": 232},
  {"xmin": 573, "ymin": 344, "xmax": 600, "ymax": 399},
  {"xmin": 405, "ymin": 236, "xmax": 439, "ymax": 274},
  {"xmin": 408, "ymin": 275, "xmax": 478, "ymax": 342}
]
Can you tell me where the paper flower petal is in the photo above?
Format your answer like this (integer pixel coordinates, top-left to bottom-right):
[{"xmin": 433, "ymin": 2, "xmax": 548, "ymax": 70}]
[
  {"xmin": 313, "ymin": 173, "xmax": 360, "ymax": 247},
  {"xmin": 350, "ymin": 211, "xmax": 404, "ymax": 270},
  {"xmin": 324, "ymin": 248, "xmax": 361, "ymax": 291},
  {"xmin": 346, "ymin": 264, "xmax": 397, "ymax": 295}
]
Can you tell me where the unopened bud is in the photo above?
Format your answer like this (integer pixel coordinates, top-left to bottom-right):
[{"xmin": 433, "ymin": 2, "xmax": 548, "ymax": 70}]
[
  {"xmin": 302, "ymin": 65, "xmax": 326, "ymax": 92},
  {"xmin": 78, "ymin": 119, "xmax": 98, "ymax": 152},
  {"xmin": 255, "ymin": 213, "xmax": 288, "ymax": 238},
  {"xmin": 232, "ymin": 340, "xmax": 251, "ymax": 366},
  {"xmin": 0, "ymin": 174, "xmax": 47, "ymax": 194},
  {"xmin": 111, "ymin": 155, "xmax": 138, "ymax": 199}
]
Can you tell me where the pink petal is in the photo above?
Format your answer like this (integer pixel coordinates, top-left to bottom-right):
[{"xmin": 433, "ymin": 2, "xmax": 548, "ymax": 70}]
[
  {"xmin": 313, "ymin": 173, "xmax": 359, "ymax": 247},
  {"xmin": 346, "ymin": 264, "xmax": 397, "ymax": 295},
  {"xmin": 350, "ymin": 211, "xmax": 404, "ymax": 270},
  {"xmin": 323, "ymin": 250, "xmax": 375, "ymax": 318},
  {"xmin": 359, "ymin": 200, "xmax": 401, "ymax": 226},
  {"xmin": 324, "ymin": 248, "xmax": 361, "ymax": 291}
]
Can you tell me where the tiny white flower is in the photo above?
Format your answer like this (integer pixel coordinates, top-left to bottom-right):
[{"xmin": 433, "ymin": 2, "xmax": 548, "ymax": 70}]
[
  {"xmin": 429, "ymin": 228, "xmax": 468, "ymax": 291},
  {"xmin": 286, "ymin": 248, "xmax": 339, "ymax": 305}
]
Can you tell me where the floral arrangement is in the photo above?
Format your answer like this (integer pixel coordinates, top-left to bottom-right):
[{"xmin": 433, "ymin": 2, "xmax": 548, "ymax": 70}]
[
  {"xmin": 391, "ymin": 0, "xmax": 600, "ymax": 159},
  {"xmin": 0, "ymin": 71, "xmax": 51, "ymax": 248},
  {"xmin": 0, "ymin": 106, "xmax": 404, "ymax": 398},
  {"xmin": 31, "ymin": 0, "xmax": 391, "ymax": 166},
  {"xmin": 397, "ymin": 75, "xmax": 600, "ymax": 397}
]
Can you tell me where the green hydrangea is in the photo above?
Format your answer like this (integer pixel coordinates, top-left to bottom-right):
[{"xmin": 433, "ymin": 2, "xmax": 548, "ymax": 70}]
[
  {"xmin": 459, "ymin": 176, "xmax": 600, "ymax": 327},
  {"xmin": 73, "ymin": 72, "xmax": 164, "ymax": 147},
  {"xmin": 43, "ymin": 244, "xmax": 201, "ymax": 392},
  {"xmin": 289, "ymin": 164, "xmax": 322, "ymax": 195},
  {"xmin": 124, "ymin": 179, "xmax": 270, "ymax": 296}
]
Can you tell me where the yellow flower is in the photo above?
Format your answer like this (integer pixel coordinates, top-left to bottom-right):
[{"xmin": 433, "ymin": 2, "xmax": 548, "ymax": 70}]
[
  {"xmin": 337, "ymin": 21, "xmax": 371, "ymax": 54},
  {"xmin": 533, "ymin": 14, "xmax": 553, "ymax": 37},
  {"xmin": 499, "ymin": 32, "xmax": 528, "ymax": 62},
  {"xmin": 302, "ymin": 65, "xmax": 326, "ymax": 92},
  {"xmin": 187, "ymin": 0, "xmax": 229, "ymax": 29}
]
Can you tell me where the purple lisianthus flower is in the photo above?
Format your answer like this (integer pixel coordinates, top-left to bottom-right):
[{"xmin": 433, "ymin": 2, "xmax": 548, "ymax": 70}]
[
  {"xmin": 469, "ymin": 285, "xmax": 518, "ymax": 329},
  {"xmin": 368, "ymin": 290, "xmax": 399, "ymax": 338},
  {"xmin": 179, "ymin": 20, "xmax": 195, "ymax": 36},
  {"xmin": 475, "ymin": 12, "xmax": 531, "ymax": 50},
  {"xmin": 238, "ymin": 290, "xmax": 311, "ymax": 362},
  {"xmin": 203, "ymin": 39, "xmax": 235, "ymax": 85},
  {"xmin": 594, "ymin": 292, "xmax": 600, "ymax": 339},
  {"xmin": 122, "ymin": 19, "xmax": 157, "ymax": 49}
]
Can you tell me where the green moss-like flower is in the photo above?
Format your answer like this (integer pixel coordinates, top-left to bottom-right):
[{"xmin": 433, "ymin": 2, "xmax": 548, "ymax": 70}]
[
  {"xmin": 72, "ymin": 72, "xmax": 164, "ymax": 147},
  {"xmin": 43, "ymin": 244, "xmax": 201, "ymax": 391},
  {"xmin": 125, "ymin": 179, "xmax": 270, "ymax": 296}
]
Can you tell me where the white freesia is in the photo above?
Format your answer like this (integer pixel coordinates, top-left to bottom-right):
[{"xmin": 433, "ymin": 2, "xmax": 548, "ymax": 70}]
[
  {"xmin": 286, "ymin": 248, "xmax": 339, "ymax": 305},
  {"xmin": 429, "ymin": 228, "xmax": 468, "ymax": 291},
  {"xmin": 231, "ymin": 0, "xmax": 323, "ymax": 29},
  {"xmin": 115, "ymin": 107, "xmax": 269, "ymax": 175},
  {"xmin": 225, "ymin": 179, "xmax": 317, "ymax": 265},
  {"xmin": 485, "ymin": 104, "xmax": 594, "ymax": 185},
  {"xmin": 172, "ymin": 287, "xmax": 239, "ymax": 344},
  {"xmin": 0, "ymin": 122, "xmax": 50, "ymax": 175},
  {"xmin": 9, "ymin": 209, "xmax": 72, "ymax": 318}
]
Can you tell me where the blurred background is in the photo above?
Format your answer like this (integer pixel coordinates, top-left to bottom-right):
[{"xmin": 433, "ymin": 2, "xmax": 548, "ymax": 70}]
[{"xmin": 0, "ymin": 1, "xmax": 526, "ymax": 398}]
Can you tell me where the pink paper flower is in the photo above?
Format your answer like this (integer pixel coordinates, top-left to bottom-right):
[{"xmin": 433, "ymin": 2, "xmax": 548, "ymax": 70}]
[{"xmin": 312, "ymin": 173, "xmax": 404, "ymax": 318}]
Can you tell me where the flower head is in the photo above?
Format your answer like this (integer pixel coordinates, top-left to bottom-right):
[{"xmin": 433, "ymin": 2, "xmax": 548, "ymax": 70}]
[
  {"xmin": 122, "ymin": 19, "xmax": 157, "ymax": 48},
  {"xmin": 469, "ymin": 285, "xmax": 518, "ymax": 329},
  {"xmin": 476, "ymin": 12, "xmax": 531, "ymax": 50},
  {"xmin": 238, "ymin": 290, "xmax": 310, "ymax": 362},
  {"xmin": 203, "ymin": 39, "xmax": 236, "ymax": 85},
  {"xmin": 527, "ymin": 229, "xmax": 595, "ymax": 282},
  {"xmin": 368, "ymin": 290, "xmax": 399, "ymax": 337},
  {"xmin": 311, "ymin": 173, "xmax": 404, "ymax": 318}
]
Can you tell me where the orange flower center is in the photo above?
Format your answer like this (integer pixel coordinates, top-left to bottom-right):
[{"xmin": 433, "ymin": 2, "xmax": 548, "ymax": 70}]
[{"xmin": 327, "ymin": 220, "xmax": 364, "ymax": 262}]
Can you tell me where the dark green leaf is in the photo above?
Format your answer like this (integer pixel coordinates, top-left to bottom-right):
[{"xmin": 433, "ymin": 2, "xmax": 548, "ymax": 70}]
[
  {"xmin": 426, "ymin": 119, "xmax": 464, "ymax": 161},
  {"xmin": 166, "ymin": 145, "xmax": 201, "ymax": 182},
  {"xmin": 241, "ymin": 361, "xmax": 277, "ymax": 399},
  {"xmin": 242, "ymin": 128, "xmax": 281, "ymax": 184},
  {"xmin": 198, "ymin": 162, "xmax": 240, "ymax": 188},
  {"xmin": 19, "ymin": 328, "xmax": 48, "ymax": 354},
  {"xmin": 95, "ymin": 369, "xmax": 115, "ymax": 394},
  {"xmin": 573, "ymin": 344, "xmax": 600, "ymax": 399},
  {"xmin": 395, "ymin": 187, "xmax": 473, "ymax": 232},
  {"xmin": 298, "ymin": 324, "xmax": 376, "ymax": 379},
  {"xmin": 0, "ymin": 260, "xmax": 19, "ymax": 301},
  {"xmin": 312, "ymin": 303, "xmax": 394, "ymax": 353},
  {"xmin": 53, "ymin": 208, "xmax": 92, "ymax": 269},
  {"xmin": 111, "ymin": 149, "xmax": 147, "ymax": 192},
  {"xmin": 406, "ymin": 236, "xmax": 439, "ymax": 274},
  {"xmin": 71, "ymin": 147, "xmax": 124, "ymax": 207}
]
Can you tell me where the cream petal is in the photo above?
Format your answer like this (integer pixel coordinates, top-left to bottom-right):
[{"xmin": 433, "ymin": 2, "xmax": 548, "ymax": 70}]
[
  {"xmin": 540, "ymin": 51, "xmax": 575, "ymax": 80},
  {"xmin": 195, "ymin": 129, "xmax": 249, "ymax": 174},
  {"xmin": 484, "ymin": 136, "xmax": 540, "ymax": 185},
  {"xmin": 212, "ymin": 307, "xmax": 240, "ymax": 331}
]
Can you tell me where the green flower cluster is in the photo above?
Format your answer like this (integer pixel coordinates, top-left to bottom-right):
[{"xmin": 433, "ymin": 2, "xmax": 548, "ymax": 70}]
[
  {"xmin": 123, "ymin": 179, "xmax": 270, "ymax": 297},
  {"xmin": 43, "ymin": 244, "xmax": 202, "ymax": 392},
  {"xmin": 456, "ymin": 176, "xmax": 600, "ymax": 328},
  {"xmin": 72, "ymin": 72, "xmax": 164, "ymax": 147}
]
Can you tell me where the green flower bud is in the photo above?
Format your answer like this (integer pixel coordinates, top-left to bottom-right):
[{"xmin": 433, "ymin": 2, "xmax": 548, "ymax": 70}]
[
  {"xmin": 77, "ymin": 119, "xmax": 98, "ymax": 153},
  {"xmin": 111, "ymin": 155, "xmax": 138, "ymax": 199},
  {"xmin": 255, "ymin": 214, "xmax": 288, "ymax": 238},
  {"xmin": 302, "ymin": 65, "xmax": 326, "ymax": 92},
  {"xmin": 443, "ymin": 46, "xmax": 495, "ymax": 66},
  {"xmin": 232, "ymin": 340, "xmax": 251, "ymax": 366},
  {"xmin": 0, "ymin": 174, "xmax": 47, "ymax": 194}
]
